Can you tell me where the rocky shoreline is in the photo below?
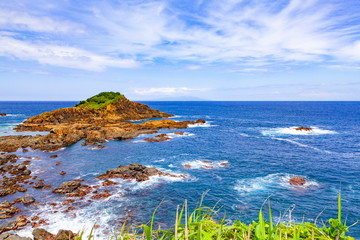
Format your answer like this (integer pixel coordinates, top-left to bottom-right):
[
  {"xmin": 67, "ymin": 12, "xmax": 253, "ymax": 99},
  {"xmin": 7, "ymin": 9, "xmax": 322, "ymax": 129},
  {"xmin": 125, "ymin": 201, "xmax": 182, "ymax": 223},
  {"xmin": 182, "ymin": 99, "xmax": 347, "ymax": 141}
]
[{"xmin": 0, "ymin": 93, "xmax": 205, "ymax": 237}]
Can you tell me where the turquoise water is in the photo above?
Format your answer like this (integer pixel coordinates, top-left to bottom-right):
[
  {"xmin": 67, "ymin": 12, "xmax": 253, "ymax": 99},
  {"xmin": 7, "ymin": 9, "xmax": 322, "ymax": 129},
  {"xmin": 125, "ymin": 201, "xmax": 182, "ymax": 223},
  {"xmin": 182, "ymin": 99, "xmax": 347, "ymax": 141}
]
[{"xmin": 0, "ymin": 101, "xmax": 359, "ymax": 238}]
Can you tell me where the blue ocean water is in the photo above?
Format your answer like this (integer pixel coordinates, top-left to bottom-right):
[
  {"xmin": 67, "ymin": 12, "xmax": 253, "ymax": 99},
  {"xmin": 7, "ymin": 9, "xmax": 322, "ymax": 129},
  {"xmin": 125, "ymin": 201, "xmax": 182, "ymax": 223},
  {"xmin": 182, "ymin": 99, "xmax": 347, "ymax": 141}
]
[{"xmin": 0, "ymin": 101, "xmax": 359, "ymax": 238}]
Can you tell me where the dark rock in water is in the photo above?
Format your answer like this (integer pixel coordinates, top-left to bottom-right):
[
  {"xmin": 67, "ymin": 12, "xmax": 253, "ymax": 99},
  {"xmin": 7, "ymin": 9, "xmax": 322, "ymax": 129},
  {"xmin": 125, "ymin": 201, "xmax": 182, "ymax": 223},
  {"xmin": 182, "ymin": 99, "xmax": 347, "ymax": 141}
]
[
  {"xmin": 288, "ymin": 176, "xmax": 306, "ymax": 186},
  {"xmin": 32, "ymin": 228, "xmax": 55, "ymax": 240},
  {"xmin": 0, "ymin": 233, "xmax": 31, "ymax": 240},
  {"xmin": 54, "ymin": 230, "xmax": 75, "ymax": 240},
  {"xmin": 22, "ymin": 194, "xmax": 35, "ymax": 204},
  {"xmin": 144, "ymin": 133, "xmax": 170, "ymax": 142},
  {"xmin": 98, "ymin": 163, "xmax": 183, "ymax": 182},
  {"xmin": 0, "ymin": 188, "xmax": 15, "ymax": 197},
  {"xmin": 32, "ymin": 180, "xmax": 45, "ymax": 189},
  {"xmin": 49, "ymin": 155, "xmax": 58, "ymax": 158},
  {"xmin": 294, "ymin": 127, "xmax": 312, "ymax": 131},
  {"xmin": 0, "ymin": 113, "xmax": 6, "ymax": 117},
  {"xmin": 53, "ymin": 180, "xmax": 83, "ymax": 194},
  {"xmin": 59, "ymin": 171, "xmax": 66, "ymax": 175}
]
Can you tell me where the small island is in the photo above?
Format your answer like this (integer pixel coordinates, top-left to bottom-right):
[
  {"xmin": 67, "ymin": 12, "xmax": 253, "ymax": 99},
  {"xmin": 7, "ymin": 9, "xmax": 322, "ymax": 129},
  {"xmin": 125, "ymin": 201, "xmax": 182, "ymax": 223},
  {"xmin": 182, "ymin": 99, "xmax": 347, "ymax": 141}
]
[{"xmin": 0, "ymin": 92, "xmax": 205, "ymax": 152}]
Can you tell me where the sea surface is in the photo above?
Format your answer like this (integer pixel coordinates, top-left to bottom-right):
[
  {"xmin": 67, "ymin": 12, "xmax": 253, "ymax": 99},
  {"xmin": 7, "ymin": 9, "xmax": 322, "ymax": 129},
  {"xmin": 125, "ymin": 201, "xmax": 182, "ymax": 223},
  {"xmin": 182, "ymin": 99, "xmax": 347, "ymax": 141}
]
[{"xmin": 0, "ymin": 101, "xmax": 359, "ymax": 238}]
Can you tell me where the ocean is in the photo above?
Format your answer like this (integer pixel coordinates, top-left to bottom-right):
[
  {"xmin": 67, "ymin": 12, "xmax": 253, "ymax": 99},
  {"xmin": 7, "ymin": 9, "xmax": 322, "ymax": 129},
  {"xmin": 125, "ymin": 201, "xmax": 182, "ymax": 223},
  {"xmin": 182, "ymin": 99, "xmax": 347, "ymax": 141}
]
[{"xmin": 0, "ymin": 101, "xmax": 359, "ymax": 238}]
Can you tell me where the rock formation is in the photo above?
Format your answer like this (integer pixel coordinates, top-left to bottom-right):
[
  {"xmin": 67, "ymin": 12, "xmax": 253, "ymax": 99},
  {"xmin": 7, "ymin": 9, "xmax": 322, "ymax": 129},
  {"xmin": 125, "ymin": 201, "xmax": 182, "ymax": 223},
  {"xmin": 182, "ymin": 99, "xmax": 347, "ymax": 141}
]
[
  {"xmin": 288, "ymin": 176, "xmax": 306, "ymax": 186},
  {"xmin": 0, "ymin": 92, "xmax": 206, "ymax": 152},
  {"xmin": 98, "ymin": 163, "xmax": 184, "ymax": 182},
  {"xmin": 0, "ymin": 113, "xmax": 6, "ymax": 117},
  {"xmin": 294, "ymin": 127, "xmax": 312, "ymax": 131}
]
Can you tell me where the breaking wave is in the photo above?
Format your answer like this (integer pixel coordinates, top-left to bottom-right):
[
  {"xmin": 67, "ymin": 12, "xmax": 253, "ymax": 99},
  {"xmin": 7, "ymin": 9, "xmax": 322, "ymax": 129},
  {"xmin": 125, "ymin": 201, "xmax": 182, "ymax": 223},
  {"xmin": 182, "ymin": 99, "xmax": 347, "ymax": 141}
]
[
  {"xmin": 234, "ymin": 173, "xmax": 320, "ymax": 195},
  {"xmin": 261, "ymin": 126, "xmax": 337, "ymax": 136}
]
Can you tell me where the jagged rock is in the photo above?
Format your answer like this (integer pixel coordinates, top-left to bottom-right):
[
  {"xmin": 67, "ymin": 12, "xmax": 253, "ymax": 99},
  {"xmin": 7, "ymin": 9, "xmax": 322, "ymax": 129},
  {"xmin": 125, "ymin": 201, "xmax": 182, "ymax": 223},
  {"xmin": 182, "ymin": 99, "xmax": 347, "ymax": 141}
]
[
  {"xmin": 294, "ymin": 127, "xmax": 312, "ymax": 131},
  {"xmin": 0, "ymin": 201, "xmax": 12, "ymax": 209},
  {"xmin": 98, "ymin": 163, "xmax": 182, "ymax": 182},
  {"xmin": 0, "ymin": 233, "xmax": 31, "ymax": 240},
  {"xmin": 52, "ymin": 180, "xmax": 83, "ymax": 194},
  {"xmin": 288, "ymin": 176, "xmax": 306, "ymax": 186},
  {"xmin": 54, "ymin": 230, "xmax": 75, "ymax": 240},
  {"xmin": 22, "ymin": 194, "xmax": 35, "ymax": 204},
  {"xmin": 32, "ymin": 180, "xmax": 45, "ymax": 189},
  {"xmin": 0, "ymin": 207, "xmax": 21, "ymax": 219},
  {"xmin": 0, "ymin": 92, "xmax": 205, "ymax": 152},
  {"xmin": 15, "ymin": 215, "xmax": 29, "ymax": 228},
  {"xmin": 32, "ymin": 228, "xmax": 54, "ymax": 240},
  {"xmin": 144, "ymin": 133, "xmax": 170, "ymax": 142}
]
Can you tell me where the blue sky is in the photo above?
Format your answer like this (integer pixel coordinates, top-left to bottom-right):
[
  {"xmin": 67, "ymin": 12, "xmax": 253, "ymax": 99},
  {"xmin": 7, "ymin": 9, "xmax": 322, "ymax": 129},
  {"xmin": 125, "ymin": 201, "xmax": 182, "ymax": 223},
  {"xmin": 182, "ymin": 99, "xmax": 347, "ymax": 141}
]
[{"xmin": 0, "ymin": 0, "xmax": 359, "ymax": 101}]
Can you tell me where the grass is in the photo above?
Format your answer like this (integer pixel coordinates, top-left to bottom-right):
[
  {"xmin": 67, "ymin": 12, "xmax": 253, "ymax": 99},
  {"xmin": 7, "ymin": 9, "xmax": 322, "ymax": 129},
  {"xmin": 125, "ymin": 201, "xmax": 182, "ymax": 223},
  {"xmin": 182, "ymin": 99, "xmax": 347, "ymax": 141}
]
[
  {"xmin": 75, "ymin": 192, "xmax": 357, "ymax": 240},
  {"xmin": 75, "ymin": 92, "xmax": 124, "ymax": 109}
]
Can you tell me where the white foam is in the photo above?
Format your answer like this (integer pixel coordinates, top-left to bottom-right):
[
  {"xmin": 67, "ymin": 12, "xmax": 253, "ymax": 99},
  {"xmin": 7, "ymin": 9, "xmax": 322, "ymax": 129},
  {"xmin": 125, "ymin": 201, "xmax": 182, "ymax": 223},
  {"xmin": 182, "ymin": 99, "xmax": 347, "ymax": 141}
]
[
  {"xmin": 234, "ymin": 173, "xmax": 319, "ymax": 195},
  {"xmin": 182, "ymin": 160, "xmax": 228, "ymax": 169},
  {"xmin": 167, "ymin": 132, "xmax": 195, "ymax": 138},
  {"xmin": 188, "ymin": 122, "xmax": 217, "ymax": 128},
  {"xmin": 272, "ymin": 137, "xmax": 334, "ymax": 154},
  {"xmin": 261, "ymin": 126, "xmax": 337, "ymax": 136}
]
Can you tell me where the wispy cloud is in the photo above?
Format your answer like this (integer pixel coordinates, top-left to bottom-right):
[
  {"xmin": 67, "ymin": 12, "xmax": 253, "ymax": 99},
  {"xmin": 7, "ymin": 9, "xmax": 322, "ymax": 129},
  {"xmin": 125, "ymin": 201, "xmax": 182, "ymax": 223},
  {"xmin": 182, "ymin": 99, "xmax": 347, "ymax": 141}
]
[
  {"xmin": 134, "ymin": 87, "xmax": 208, "ymax": 95},
  {"xmin": 0, "ymin": 0, "xmax": 359, "ymax": 71},
  {"xmin": 0, "ymin": 37, "xmax": 138, "ymax": 71}
]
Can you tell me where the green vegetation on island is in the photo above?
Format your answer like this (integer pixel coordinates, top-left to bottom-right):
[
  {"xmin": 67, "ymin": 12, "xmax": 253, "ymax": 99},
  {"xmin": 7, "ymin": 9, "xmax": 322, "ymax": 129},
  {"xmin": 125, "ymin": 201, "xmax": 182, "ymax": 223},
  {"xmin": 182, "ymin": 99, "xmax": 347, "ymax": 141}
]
[
  {"xmin": 75, "ymin": 92, "xmax": 124, "ymax": 109},
  {"xmin": 76, "ymin": 193, "xmax": 356, "ymax": 240}
]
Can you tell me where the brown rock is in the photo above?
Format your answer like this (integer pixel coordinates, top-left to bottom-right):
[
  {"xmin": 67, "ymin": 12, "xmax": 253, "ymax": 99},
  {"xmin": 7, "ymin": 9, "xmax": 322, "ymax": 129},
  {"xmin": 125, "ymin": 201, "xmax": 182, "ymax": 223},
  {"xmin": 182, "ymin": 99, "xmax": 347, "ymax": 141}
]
[
  {"xmin": 49, "ymin": 155, "xmax": 58, "ymax": 158},
  {"xmin": 183, "ymin": 164, "xmax": 191, "ymax": 168},
  {"xmin": 98, "ymin": 163, "xmax": 180, "ymax": 182},
  {"xmin": 59, "ymin": 171, "xmax": 66, "ymax": 175},
  {"xmin": 22, "ymin": 194, "xmax": 36, "ymax": 204},
  {"xmin": 32, "ymin": 228, "xmax": 54, "ymax": 240},
  {"xmin": 33, "ymin": 180, "xmax": 45, "ymax": 189},
  {"xmin": 52, "ymin": 180, "xmax": 82, "ymax": 194},
  {"xmin": 0, "ymin": 113, "xmax": 6, "ymax": 117},
  {"xmin": 288, "ymin": 176, "xmax": 306, "ymax": 186},
  {"xmin": 0, "ymin": 233, "xmax": 32, "ymax": 240},
  {"xmin": 102, "ymin": 180, "xmax": 119, "ymax": 187},
  {"xmin": 174, "ymin": 132, "xmax": 185, "ymax": 135},
  {"xmin": 144, "ymin": 133, "xmax": 171, "ymax": 142},
  {"xmin": 54, "ymin": 230, "xmax": 75, "ymax": 240},
  {"xmin": 294, "ymin": 127, "xmax": 312, "ymax": 131}
]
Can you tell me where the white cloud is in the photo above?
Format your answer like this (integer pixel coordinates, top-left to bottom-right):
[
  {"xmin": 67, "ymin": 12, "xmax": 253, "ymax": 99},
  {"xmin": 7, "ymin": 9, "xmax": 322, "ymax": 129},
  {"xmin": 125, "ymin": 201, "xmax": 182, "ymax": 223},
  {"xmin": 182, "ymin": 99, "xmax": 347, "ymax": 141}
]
[
  {"xmin": 0, "ymin": 0, "xmax": 359, "ymax": 70},
  {"xmin": 0, "ymin": 9, "xmax": 84, "ymax": 34},
  {"xmin": 0, "ymin": 37, "xmax": 138, "ymax": 71},
  {"xmin": 134, "ymin": 87, "xmax": 208, "ymax": 95}
]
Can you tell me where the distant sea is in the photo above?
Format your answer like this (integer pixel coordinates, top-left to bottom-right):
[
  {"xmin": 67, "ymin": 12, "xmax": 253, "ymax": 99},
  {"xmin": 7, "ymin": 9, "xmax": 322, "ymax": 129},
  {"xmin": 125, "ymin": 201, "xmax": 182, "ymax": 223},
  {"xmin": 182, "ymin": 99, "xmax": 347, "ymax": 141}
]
[{"xmin": 1, "ymin": 101, "xmax": 359, "ymax": 238}]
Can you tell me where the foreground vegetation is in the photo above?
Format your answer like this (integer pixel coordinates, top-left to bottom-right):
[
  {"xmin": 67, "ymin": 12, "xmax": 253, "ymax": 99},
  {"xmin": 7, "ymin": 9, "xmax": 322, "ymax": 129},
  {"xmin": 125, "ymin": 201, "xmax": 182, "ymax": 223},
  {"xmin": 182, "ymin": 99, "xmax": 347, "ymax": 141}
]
[
  {"xmin": 76, "ymin": 92, "xmax": 124, "ymax": 109},
  {"xmin": 76, "ymin": 192, "xmax": 356, "ymax": 240}
]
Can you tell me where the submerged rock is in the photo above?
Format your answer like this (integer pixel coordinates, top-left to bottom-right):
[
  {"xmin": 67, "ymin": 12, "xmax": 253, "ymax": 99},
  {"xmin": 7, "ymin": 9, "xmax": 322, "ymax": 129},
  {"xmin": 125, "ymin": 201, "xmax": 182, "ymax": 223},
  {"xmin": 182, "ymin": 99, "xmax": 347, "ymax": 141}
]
[
  {"xmin": 0, "ymin": 113, "xmax": 6, "ymax": 117},
  {"xmin": 288, "ymin": 176, "xmax": 306, "ymax": 186}
]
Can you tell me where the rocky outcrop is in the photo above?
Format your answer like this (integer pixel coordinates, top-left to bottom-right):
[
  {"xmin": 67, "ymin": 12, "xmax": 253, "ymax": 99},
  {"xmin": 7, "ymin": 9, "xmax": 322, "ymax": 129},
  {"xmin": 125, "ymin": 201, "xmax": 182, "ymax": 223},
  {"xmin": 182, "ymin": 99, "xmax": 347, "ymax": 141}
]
[
  {"xmin": 294, "ymin": 127, "xmax": 312, "ymax": 131},
  {"xmin": 52, "ymin": 180, "xmax": 83, "ymax": 194},
  {"xmin": 0, "ymin": 92, "xmax": 205, "ymax": 153},
  {"xmin": 144, "ymin": 133, "xmax": 170, "ymax": 142},
  {"xmin": 15, "ymin": 97, "xmax": 172, "ymax": 131},
  {"xmin": 98, "ymin": 163, "xmax": 184, "ymax": 182},
  {"xmin": 0, "ymin": 113, "xmax": 6, "ymax": 117},
  {"xmin": 288, "ymin": 176, "xmax": 306, "ymax": 186}
]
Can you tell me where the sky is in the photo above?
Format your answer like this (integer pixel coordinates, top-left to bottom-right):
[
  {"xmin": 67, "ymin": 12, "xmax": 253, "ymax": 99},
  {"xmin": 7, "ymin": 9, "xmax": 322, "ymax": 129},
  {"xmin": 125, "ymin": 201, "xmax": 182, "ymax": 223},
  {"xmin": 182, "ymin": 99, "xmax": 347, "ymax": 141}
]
[{"xmin": 0, "ymin": 0, "xmax": 359, "ymax": 101}]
